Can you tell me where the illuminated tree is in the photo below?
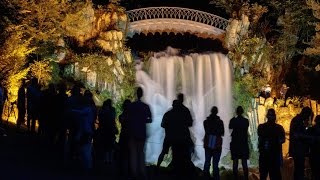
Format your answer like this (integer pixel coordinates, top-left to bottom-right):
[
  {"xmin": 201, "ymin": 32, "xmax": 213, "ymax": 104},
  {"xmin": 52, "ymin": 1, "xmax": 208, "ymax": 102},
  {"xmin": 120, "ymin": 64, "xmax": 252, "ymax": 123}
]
[
  {"xmin": 10, "ymin": 0, "xmax": 75, "ymax": 42},
  {"xmin": 0, "ymin": 28, "xmax": 35, "ymax": 85},
  {"xmin": 29, "ymin": 60, "xmax": 53, "ymax": 86}
]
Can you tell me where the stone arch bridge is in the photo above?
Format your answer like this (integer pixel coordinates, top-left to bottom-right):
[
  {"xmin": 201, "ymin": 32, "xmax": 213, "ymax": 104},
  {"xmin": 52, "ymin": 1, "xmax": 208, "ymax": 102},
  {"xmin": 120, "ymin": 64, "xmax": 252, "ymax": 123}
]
[{"xmin": 126, "ymin": 7, "xmax": 230, "ymax": 40}]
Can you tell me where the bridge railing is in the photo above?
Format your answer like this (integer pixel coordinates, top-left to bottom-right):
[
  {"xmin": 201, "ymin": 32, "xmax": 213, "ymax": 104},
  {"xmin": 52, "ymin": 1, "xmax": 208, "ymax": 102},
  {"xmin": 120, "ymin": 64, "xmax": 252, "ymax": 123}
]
[{"xmin": 126, "ymin": 7, "xmax": 229, "ymax": 31}]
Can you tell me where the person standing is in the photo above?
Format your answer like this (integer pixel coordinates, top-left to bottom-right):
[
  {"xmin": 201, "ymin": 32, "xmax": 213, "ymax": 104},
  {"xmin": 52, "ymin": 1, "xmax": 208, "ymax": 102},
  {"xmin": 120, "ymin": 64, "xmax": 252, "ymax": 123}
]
[
  {"xmin": 161, "ymin": 99, "xmax": 194, "ymax": 176},
  {"xmin": 0, "ymin": 84, "xmax": 7, "ymax": 124},
  {"xmin": 176, "ymin": 93, "xmax": 194, "ymax": 157},
  {"xmin": 289, "ymin": 107, "xmax": 313, "ymax": 180},
  {"xmin": 54, "ymin": 83, "xmax": 68, "ymax": 165},
  {"xmin": 127, "ymin": 87, "xmax": 152, "ymax": 179},
  {"xmin": 308, "ymin": 115, "xmax": 320, "ymax": 180},
  {"xmin": 97, "ymin": 99, "xmax": 117, "ymax": 164},
  {"xmin": 258, "ymin": 109, "xmax": 285, "ymax": 180},
  {"xmin": 229, "ymin": 106, "xmax": 249, "ymax": 180},
  {"xmin": 119, "ymin": 99, "xmax": 131, "ymax": 176},
  {"xmin": 74, "ymin": 90, "xmax": 96, "ymax": 173},
  {"xmin": 17, "ymin": 82, "xmax": 26, "ymax": 130},
  {"xmin": 203, "ymin": 106, "xmax": 224, "ymax": 180},
  {"xmin": 26, "ymin": 78, "xmax": 41, "ymax": 133}
]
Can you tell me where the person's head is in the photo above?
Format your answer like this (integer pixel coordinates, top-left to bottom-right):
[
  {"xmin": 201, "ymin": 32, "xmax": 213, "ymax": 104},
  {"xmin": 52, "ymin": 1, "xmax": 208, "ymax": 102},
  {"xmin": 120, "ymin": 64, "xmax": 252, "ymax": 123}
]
[
  {"xmin": 122, "ymin": 99, "xmax": 131, "ymax": 110},
  {"xmin": 84, "ymin": 90, "xmax": 93, "ymax": 99},
  {"xmin": 31, "ymin": 78, "xmax": 38, "ymax": 87},
  {"xmin": 103, "ymin": 98, "xmax": 112, "ymax": 107},
  {"xmin": 136, "ymin": 87, "xmax": 143, "ymax": 99},
  {"xmin": 266, "ymin": 108, "xmax": 276, "ymax": 123},
  {"xmin": 314, "ymin": 115, "xmax": 320, "ymax": 126},
  {"xmin": 177, "ymin": 93, "xmax": 184, "ymax": 104},
  {"xmin": 58, "ymin": 83, "xmax": 67, "ymax": 94},
  {"xmin": 20, "ymin": 79, "xmax": 26, "ymax": 87},
  {"xmin": 211, "ymin": 106, "xmax": 218, "ymax": 115},
  {"xmin": 48, "ymin": 83, "xmax": 55, "ymax": 93},
  {"xmin": 172, "ymin": 99, "xmax": 179, "ymax": 108},
  {"xmin": 300, "ymin": 106, "xmax": 313, "ymax": 120},
  {"xmin": 71, "ymin": 85, "xmax": 81, "ymax": 96},
  {"xmin": 236, "ymin": 106, "xmax": 244, "ymax": 116}
]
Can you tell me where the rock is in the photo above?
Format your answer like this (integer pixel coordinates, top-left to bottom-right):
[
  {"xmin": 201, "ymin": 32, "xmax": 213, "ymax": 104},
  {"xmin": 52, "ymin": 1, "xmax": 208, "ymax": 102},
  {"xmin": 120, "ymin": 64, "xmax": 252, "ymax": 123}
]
[{"xmin": 257, "ymin": 105, "xmax": 266, "ymax": 124}]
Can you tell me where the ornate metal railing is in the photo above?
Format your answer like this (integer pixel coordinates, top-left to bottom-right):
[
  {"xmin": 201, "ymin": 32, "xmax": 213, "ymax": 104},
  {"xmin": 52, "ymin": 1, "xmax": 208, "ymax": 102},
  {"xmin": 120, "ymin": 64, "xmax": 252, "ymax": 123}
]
[{"xmin": 126, "ymin": 7, "xmax": 229, "ymax": 31}]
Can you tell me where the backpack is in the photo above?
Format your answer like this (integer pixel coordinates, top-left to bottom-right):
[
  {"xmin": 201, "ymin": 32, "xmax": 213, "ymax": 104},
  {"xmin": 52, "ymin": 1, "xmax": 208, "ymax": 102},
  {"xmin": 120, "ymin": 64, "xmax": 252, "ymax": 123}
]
[{"xmin": 204, "ymin": 134, "xmax": 222, "ymax": 150}]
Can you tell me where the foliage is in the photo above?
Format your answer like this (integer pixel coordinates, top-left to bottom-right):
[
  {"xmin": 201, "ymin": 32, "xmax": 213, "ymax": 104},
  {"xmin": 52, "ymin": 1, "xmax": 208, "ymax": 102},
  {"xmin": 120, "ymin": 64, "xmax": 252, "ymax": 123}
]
[
  {"xmin": 305, "ymin": 0, "xmax": 320, "ymax": 56},
  {"xmin": 29, "ymin": 60, "xmax": 53, "ymax": 87},
  {"xmin": 233, "ymin": 73, "xmax": 264, "ymax": 111},
  {"xmin": 0, "ymin": 28, "xmax": 35, "ymax": 85},
  {"xmin": 10, "ymin": 0, "xmax": 74, "ymax": 42},
  {"xmin": 213, "ymin": 0, "xmax": 313, "ymax": 109},
  {"xmin": 6, "ymin": 68, "xmax": 29, "ymax": 104}
]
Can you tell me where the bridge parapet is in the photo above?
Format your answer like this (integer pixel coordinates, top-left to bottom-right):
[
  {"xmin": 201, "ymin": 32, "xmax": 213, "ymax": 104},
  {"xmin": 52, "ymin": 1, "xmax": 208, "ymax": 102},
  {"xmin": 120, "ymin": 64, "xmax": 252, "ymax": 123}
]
[{"xmin": 126, "ymin": 7, "xmax": 229, "ymax": 31}]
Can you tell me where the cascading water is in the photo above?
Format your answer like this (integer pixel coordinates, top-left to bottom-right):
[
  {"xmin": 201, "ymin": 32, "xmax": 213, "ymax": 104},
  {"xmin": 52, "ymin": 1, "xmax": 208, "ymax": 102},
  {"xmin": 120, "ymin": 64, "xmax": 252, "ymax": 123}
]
[{"xmin": 135, "ymin": 49, "xmax": 233, "ymax": 169}]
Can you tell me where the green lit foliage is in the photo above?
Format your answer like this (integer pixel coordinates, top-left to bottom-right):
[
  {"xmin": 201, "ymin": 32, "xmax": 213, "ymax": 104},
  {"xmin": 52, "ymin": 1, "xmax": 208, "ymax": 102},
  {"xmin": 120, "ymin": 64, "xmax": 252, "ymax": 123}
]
[
  {"xmin": 212, "ymin": 0, "xmax": 313, "ymax": 110},
  {"xmin": 75, "ymin": 53, "xmax": 135, "ymax": 97},
  {"xmin": 69, "ymin": 0, "xmax": 135, "ymax": 106},
  {"xmin": 233, "ymin": 72, "xmax": 264, "ymax": 110}
]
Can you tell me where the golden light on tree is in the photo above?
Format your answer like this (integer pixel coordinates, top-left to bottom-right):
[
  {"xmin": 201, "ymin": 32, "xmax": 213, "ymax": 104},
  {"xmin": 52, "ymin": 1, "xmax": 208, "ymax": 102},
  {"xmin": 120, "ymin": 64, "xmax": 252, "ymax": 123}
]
[{"xmin": 29, "ymin": 60, "xmax": 53, "ymax": 87}]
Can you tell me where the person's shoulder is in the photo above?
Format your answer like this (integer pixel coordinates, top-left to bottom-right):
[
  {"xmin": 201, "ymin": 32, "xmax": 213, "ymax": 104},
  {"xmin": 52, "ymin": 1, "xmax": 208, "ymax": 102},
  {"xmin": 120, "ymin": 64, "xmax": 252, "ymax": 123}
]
[
  {"xmin": 230, "ymin": 116, "xmax": 235, "ymax": 122},
  {"xmin": 275, "ymin": 123, "xmax": 284, "ymax": 128},
  {"xmin": 240, "ymin": 116, "xmax": 249, "ymax": 121},
  {"xmin": 217, "ymin": 116, "xmax": 223, "ymax": 123},
  {"xmin": 203, "ymin": 119, "xmax": 208, "ymax": 124},
  {"xmin": 258, "ymin": 122, "xmax": 268, "ymax": 128},
  {"xmin": 182, "ymin": 105, "xmax": 190, "ymax": 110}
]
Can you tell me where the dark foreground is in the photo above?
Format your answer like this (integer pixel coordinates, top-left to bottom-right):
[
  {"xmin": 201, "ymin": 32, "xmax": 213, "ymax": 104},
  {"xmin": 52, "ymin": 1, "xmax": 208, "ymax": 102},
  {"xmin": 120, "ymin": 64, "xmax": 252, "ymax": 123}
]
[
  {"xmin": 0, "ymin": 123, "xmax": 267, "ymax": 180},
  {"xmin": 0, "ymin": 123, "xmax": 205, "ymax": 180}
]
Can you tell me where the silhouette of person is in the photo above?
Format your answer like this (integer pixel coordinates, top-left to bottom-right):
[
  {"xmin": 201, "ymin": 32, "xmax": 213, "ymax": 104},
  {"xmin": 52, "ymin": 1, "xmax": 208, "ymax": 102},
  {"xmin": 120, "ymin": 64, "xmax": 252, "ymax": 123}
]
[
  {"xmin": 54, "ymin": 83, "xmax": 68, "ymax": 164},
  {"xmin": 39, "ymin": 83, "xmax": 56, "ymax": 140},
  {"xmin": 289, "ymin": 107, "xmax": 313, "ymax": 180},
  {"xmin": 176, "ymin": 93, "xmax": 194, "ymax": 157},
  {"xmin": 162, "ymin": 99, "xmax": 194, "ymax": 177},
  {"xmin": 17, "ymin": 81, "xmax": 26, "ymax": 130},
  {"xmin": 156, "ymin": 101, "xmax": 175, "ymax": 171},
  {"xmin": 119, "ymin": 99, "xmax": 131, "ymax": 176},
  {"xmin": 97, "ymin": 99, "xmax": 117, "ymax": 164},
  {"xmin": 203, "ymin": 106, "xmax": 224, "ymax": 180},
  {"xmin": 26, "ymin": 78, "xmax": 41, "ymax": 133},
  {"xmin": 258, "ymin": 108, "xmax": 285, "ymax": 180},
  {"xmin": 65, "ymin": 84, "xmax": 84, "ymax": 163},
  {"xmin": 0, "ymin": 84, "xmax": 7, "ymax": 123},
  {"xmin": 157, "ymin": 93, "xmax": 193, "ymax": 171},
  {"xmin": 127, "ymin": 87, "xmax": 152, "ymax": 179},
  {"xmin": 68, "ymin": 89, "xmax": 96, "ymax": 173},
  {"xmin": 308, "ymin": 115, "xmax": 320, "ymax": 180},
  {"xmin": 229, "ymin": 106, "xmax": 249, "ymax": 180}
]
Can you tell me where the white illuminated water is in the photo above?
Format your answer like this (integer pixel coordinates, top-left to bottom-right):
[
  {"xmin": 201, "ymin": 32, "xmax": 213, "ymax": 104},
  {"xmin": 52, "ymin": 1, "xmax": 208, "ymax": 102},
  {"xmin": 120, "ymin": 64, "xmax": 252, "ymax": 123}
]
[{"xmin": 135, "ymin": 51, "xmax": 233, "ymax": 169}]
